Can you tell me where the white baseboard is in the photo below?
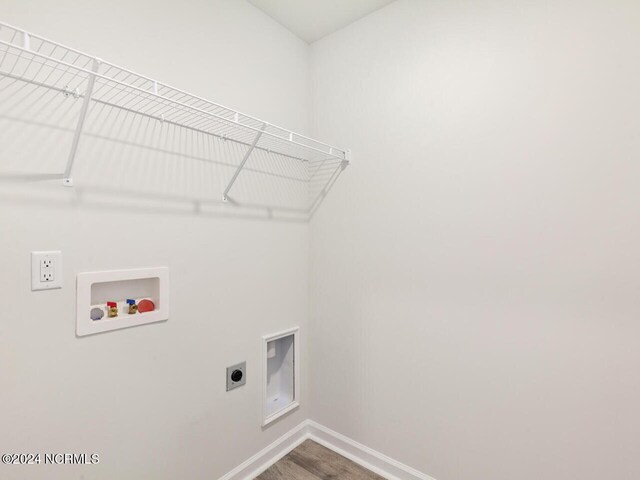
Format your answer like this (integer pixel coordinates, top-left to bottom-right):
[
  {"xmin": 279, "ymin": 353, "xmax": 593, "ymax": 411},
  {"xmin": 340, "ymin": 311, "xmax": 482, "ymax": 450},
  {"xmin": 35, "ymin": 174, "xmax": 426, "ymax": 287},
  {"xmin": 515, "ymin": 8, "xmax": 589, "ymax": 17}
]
[
  {"xmin": 218, "ymin": 419, "xmax": 435, "ymax": 480},
  {"xmin": 306, "ymin": 421, "xmax": 436, "ymax": 480},
  {"xmin": 218, "ymin": 421, "xmax": 310, "ymax": 480}
]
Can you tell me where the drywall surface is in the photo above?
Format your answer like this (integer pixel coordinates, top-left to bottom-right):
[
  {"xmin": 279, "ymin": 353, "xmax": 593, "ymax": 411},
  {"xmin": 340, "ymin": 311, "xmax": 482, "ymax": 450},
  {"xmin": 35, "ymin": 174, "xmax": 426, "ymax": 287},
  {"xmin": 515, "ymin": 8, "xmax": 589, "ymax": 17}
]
[
  {"xmin": 309, "ymin": 1, "xmax": 640, "ymax": 479},
  {"xmin": 0, "ymin": 1, "xmax": 310, "ymax": 479}
]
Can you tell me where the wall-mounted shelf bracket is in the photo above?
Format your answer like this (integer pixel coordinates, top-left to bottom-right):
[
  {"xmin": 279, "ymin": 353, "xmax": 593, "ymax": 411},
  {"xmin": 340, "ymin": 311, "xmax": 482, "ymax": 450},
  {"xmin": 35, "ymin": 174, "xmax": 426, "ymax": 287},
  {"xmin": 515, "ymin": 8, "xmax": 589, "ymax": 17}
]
[
  {"xmin": 62, "ymin": 57, "xmax": 100, "ymax": 187},
  {"xmin": 222, "ymin": 122, "xmax": 267, "ymax": 202}
]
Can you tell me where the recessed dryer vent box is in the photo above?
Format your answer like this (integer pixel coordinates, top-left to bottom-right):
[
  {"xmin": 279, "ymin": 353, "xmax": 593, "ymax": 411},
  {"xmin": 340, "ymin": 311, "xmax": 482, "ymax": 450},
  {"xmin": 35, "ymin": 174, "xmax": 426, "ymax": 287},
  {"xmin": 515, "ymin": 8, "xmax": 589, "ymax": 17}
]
[
  {"xmin": 76, "ymin": 267, "xmax": 169, "ymax": 337},
  {"xmin": 262, "ymin": 327, "xmax": 300, "ymax": 426}
]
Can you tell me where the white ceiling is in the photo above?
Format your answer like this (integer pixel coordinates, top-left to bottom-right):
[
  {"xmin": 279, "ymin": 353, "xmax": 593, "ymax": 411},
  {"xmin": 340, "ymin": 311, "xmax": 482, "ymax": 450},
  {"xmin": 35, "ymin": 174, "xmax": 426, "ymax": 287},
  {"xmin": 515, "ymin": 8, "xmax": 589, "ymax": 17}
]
[{"xmin": 248, "ymin": 0, "xmax": 397, "ymax": 43}]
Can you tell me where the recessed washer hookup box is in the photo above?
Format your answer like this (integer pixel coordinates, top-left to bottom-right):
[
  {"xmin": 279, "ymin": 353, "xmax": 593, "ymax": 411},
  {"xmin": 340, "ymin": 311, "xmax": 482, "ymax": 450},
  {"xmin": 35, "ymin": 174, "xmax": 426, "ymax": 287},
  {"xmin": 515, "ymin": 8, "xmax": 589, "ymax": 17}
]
[{"xmin": 76, "ymin": 267, "xmax": 169, "ymax": 337}]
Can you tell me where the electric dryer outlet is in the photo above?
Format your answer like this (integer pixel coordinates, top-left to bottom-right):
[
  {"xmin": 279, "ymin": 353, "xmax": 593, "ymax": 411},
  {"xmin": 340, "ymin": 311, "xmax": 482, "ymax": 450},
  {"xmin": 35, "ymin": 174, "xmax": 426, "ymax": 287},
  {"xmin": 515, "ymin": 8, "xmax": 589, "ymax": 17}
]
[{"xmin": 226, "ymin": 362, "xmax": 246, "ymax": 391}]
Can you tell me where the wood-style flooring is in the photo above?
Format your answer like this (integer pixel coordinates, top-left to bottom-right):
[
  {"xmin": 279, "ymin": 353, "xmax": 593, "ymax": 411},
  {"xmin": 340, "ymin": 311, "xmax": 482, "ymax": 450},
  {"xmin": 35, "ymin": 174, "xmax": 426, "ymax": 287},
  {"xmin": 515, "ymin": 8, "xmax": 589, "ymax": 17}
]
[{"xmin": 256, "ymin": 440, "xmax": 386, "ymax": 480}]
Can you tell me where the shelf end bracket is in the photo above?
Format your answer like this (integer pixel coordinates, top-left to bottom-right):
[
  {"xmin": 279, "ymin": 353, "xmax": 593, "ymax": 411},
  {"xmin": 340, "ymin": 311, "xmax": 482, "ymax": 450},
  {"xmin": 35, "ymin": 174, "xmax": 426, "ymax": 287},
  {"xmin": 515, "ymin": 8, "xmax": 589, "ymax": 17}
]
[
  {"xmin": 222, "ymin": 122, "xmax": 267, "ymax": 202},
  {"xmin": 62, "ymin": 58, "xmax": 100, "ymax": 187}
]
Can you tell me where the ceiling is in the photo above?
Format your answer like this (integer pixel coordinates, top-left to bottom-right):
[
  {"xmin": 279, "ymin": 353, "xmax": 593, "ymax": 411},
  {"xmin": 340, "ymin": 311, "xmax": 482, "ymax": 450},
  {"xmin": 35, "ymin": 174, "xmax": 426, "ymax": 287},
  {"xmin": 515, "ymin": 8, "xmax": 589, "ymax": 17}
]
[{"xmin": 248, "ymin": 0, "xmax": 397, "ymax": 43}]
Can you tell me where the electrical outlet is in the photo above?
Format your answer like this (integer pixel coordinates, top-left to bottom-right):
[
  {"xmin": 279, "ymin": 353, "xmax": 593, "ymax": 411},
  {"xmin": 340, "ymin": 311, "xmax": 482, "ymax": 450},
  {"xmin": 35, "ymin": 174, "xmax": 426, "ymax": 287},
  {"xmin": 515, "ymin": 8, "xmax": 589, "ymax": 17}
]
[
  {"xmin": 40, "ymin": 258, "xmax": 55, "ymax": 282},
  {"xmin": 32, "ymin": 251, "xmax": 62, "ymax": 291}
]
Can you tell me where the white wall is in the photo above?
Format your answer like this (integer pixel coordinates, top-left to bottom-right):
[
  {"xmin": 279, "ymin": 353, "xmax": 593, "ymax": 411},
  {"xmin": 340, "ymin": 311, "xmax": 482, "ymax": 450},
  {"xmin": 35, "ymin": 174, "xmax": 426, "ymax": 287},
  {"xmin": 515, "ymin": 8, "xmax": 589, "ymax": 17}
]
[
  {"xmin": 310, "ymin": 1, "xmax": 640, "ymax": 479},
  {"xmin": 4, "ymin": 1, "xmax": 640, "ymax": 478},
  {"xmin": 0, "ymin": 1, "xmax": 310, "ymax": 479}
]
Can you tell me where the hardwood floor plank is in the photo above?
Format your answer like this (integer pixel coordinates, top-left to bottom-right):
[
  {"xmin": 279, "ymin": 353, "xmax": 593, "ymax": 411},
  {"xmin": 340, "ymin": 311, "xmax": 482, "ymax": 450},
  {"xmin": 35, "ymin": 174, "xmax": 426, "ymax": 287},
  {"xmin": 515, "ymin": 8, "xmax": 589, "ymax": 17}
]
[
  {"xmin": 256, "ymin": 456, "xmax": 319, "ymax": 480},
  {"xmin": 292, "ymin": 440, "xmax": 386, "ymax": 480},
  {"xmin": 255, "ymin": 440, "xmax": 386, "ymax": 480}
]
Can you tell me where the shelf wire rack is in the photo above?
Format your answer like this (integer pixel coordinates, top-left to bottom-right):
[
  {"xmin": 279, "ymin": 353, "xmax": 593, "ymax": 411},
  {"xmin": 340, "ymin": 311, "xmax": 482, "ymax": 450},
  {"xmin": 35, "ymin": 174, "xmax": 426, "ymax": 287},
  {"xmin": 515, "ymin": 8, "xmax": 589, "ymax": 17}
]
[{"xmin": 0, "ymin": 21, "xmax": 350, "ymax": 218}]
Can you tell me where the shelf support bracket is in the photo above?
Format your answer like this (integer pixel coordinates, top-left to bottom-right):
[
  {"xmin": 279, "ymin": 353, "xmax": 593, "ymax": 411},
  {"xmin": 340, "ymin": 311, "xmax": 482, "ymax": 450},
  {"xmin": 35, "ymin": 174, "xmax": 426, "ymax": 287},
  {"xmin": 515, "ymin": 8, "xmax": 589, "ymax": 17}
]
[
  {"xmin": 63, "ymin": 57, "xmax": 100, "ymax": 187},
  {"xmin": 222, "ymin": 122, "xmax": 267, "ymax": 202}
]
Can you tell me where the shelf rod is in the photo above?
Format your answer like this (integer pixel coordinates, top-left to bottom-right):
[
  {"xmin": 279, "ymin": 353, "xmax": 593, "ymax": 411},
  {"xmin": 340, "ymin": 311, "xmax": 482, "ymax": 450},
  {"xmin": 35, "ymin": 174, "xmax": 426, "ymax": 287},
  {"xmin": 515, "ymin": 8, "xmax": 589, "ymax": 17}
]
[
  {"xmin": 0, "ymin": 38, "xmax": 347, "ymax": 161},
  {"xmin": 223, "ymin": 122, "xmax": 267, "ymax": 202},
  {"xmin": 62, "ymin": 57, "xmax": 100, "ymax": 186},
  {"xmin": 1, "ymin": 19, "xmax": 346, "ymax": 155},
  {"xmin": 0, "ymin": 70, "xmax": 315, "ymax": 166}
]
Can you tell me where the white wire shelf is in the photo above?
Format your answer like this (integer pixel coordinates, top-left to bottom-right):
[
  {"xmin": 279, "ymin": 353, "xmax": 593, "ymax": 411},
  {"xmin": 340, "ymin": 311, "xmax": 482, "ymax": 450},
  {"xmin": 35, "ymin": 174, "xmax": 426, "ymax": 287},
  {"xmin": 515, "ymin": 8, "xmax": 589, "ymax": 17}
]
[{"xmin": 0, "ymin": 21, "xmax": 350, "ymax": 218}]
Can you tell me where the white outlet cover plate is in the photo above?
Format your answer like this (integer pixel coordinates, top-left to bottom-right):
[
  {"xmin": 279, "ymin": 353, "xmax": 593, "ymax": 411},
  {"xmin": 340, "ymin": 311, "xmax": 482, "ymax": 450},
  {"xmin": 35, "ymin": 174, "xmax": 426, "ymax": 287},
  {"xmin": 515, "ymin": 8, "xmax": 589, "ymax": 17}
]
[{"xmin": 31, "ymin": 251, "xmax": 62, "ymax": 291}]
